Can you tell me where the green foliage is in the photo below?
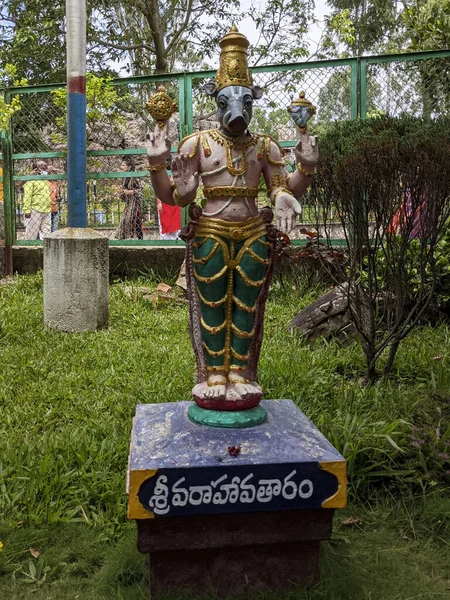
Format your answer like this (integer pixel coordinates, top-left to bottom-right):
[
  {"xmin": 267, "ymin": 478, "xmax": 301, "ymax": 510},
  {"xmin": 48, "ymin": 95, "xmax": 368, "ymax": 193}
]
[
  {"xmin": 321, "ymin": 8, "xmax": 356, "ymax": 58},
  {"xmin": 248, "ymin": 0, "xmax": 313, "ymax": 65},
  {"xmin": 320, "ymin": 0, "xmax": 399, "ymax": 57},
  {"xmin": 0, "ymin": 1, "xmax": 67, "ymax": 84},
  {"xmin": 0, "ymin": 274, "xmax": 449, "ymax": 529},
  {"xmin": 251, "ymin": 107, "xmax": 290, "ymax": 140},
  {"xmin": 0, "ymin": 65, "xmax": 27, "ymax": 132},
  {"xmin": 404, "ymin": 0, "xmax": 450, "ymax": 51},
  {"xmin": 50, "ymin": 73, "xmax": 129, "ymax": 147},
  {"xmin": 361, "ymin": 232, "xmax": 450, "ymax": 315}
]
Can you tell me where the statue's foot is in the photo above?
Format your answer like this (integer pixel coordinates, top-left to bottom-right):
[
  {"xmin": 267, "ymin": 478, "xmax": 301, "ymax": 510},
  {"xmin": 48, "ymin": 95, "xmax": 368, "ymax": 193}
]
[
  {"xmin": 228, "ymin": 374, "xmax": 262, "ymax": 400},
  {"xmin": 192, "ymin": 374, "xmax": 262, "ymax": 411},
  {"xmin": 203, "ymin": 374, "xmax": 227, "ymax": 400},
  {"xmin": 192, "ymin": 373, "xmax": 227, "ymax": 406}
]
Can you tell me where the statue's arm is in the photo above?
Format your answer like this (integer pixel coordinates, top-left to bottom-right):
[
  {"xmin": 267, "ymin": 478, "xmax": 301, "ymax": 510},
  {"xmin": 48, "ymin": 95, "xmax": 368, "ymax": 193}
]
[
  {"xmin": 146, "ymin": 124, "xmax": 175, "ymax": 205},
  {"xmin": 171, "ymin": 134, "xmax": 201, "ymax": 208},
  {"xmin": 262, "ymin": 137, "xmax": 315, "ymax": 201},
  {"xmin": 261, "ymin": 138, "xmax": 302, "ymax": 234},
  {"xmin": 287, "ymin": 132, "xmax": 319, "ymax": 198}
]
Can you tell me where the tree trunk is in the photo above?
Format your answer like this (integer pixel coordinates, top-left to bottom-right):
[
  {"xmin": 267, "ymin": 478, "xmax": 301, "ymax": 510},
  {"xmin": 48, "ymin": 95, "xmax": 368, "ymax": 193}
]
[
  {"xmin": 383, "ymin": 340, "xmax": 401, "ymax": 380},
  {"xmin": 140, "ymin": 0, "xmax": 168, "ymax": 73}
]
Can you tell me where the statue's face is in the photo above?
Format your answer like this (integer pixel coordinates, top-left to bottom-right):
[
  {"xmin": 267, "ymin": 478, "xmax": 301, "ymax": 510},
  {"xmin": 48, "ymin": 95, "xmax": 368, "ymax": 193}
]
[
  {"xmin": 216, "ymin": 86, "xmax": 254, "ymax": 136},
  {"xmin": 290, "ymin": 105, "xmax": 314, "ymax": 129}
]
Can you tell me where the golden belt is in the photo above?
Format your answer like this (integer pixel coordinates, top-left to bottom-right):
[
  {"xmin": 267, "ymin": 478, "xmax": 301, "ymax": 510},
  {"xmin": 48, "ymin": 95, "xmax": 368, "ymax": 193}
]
[
  {"xmin": 203, "ymin": 186, "xmax": 258, "ymax": 199},
  {"xmin": 195, "ymin": 215, "xmax": 267, "ymax": 242}
]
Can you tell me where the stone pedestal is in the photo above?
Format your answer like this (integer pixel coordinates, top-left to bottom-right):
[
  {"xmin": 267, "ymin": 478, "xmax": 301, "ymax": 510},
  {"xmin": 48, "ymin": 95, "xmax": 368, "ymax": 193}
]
[
  {"xmin": 43, "ymin": 228, "xmax": 108, "ymax": 332},
  {"xmin": 128, "ymin": 400, "xmax": 346, "ymax": 599}
]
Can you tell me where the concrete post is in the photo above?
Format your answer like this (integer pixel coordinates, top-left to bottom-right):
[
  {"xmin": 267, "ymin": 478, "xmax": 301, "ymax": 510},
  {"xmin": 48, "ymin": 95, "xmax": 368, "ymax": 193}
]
[
  {"xmin": 44, "ymin": 228, "xmax": 108, "ymax": 332},
  {"xmin": 44, "ymin": 0, "xmax": 109, "ymax": 332}
]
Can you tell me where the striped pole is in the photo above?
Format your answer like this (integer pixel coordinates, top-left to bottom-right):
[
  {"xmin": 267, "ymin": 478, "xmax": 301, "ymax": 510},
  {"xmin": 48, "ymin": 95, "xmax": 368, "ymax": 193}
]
[{"xmin": 66, "ymin": 0, "xmax": 87, "ymax": 227}]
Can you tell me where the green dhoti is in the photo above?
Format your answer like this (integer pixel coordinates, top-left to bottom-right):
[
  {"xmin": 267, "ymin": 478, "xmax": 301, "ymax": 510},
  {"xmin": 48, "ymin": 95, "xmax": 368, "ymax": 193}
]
[{"xmin": 192, "ymin": 215, "xmax": 270, "ymax": 379}]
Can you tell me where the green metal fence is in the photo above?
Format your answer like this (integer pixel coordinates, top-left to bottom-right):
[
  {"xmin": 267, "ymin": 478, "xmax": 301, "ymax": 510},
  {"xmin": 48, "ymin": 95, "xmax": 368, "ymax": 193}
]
[{"xmin": 1, "ymin": 49, "xmax": 449, "ymax": 255}]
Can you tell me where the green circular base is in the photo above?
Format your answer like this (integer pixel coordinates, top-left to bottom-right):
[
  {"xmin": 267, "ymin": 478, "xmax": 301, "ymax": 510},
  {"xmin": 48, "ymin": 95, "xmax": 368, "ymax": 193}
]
[{"xmin": 188, "ymin": 404, "xmax": 267, "ymax": 428}]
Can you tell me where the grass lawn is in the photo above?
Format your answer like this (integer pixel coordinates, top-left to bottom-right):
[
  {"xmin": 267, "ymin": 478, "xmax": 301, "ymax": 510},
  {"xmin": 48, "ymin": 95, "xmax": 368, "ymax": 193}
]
[{"xmin": 1, "ymin": 273, "xmax": 449, "ymax": 599}]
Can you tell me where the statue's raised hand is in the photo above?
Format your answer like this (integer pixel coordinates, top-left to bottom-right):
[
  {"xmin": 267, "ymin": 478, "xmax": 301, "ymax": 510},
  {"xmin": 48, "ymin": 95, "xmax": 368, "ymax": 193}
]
[
  {"xmin": 294, "ymin": 131, "xmax": 319, "ymax": 170},
  {"xmin": 275, "ymin": 191, "xmax": 301, "ymax": 234},
  {"xmin": 146, "ymin": 123, "xmax": 171, "ymax": 165},
  {"xmin": 171, "ymin": 153, "xmax": 199, "ymax": 199}
]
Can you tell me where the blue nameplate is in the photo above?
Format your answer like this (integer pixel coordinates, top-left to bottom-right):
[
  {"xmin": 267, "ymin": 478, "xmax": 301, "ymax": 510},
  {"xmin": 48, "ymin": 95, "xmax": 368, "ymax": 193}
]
[{"xmin": 137, "ymin": 463, "xmax": 338, "ymax": 517}]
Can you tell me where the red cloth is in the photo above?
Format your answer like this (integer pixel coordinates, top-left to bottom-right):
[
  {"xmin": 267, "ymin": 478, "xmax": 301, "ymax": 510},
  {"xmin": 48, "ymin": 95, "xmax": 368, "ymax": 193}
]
[{"xmin": 159, "ymin": 202, "xmax": 181, "ymax": 234}]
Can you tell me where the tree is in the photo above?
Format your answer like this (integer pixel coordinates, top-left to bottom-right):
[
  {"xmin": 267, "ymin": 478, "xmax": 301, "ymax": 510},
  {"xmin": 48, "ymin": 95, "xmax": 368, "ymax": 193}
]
[
  {"xmin": 1, "ymin": 0, "xmax": 315, "ymax": 83},
  {"xmin": 320, "ymin": 0, "xmax": 450, "ymax": 58},
  {"xmin": 320, "ymin": 0, "xmax": 400, "ymax": 58},
  {"xmin": 0, "ymin": 0, "xmax": 118, "ymax": 84},
  {"xmin": 402, "ymin": 0, "xmax": 450, "ymax": 117}
]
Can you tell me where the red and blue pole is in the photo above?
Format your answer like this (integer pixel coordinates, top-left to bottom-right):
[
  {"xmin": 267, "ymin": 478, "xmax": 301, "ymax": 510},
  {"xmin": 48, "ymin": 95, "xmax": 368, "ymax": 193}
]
[{"xmin": 66, "ymin": 0, "xmax": 87, "ymax": 227}]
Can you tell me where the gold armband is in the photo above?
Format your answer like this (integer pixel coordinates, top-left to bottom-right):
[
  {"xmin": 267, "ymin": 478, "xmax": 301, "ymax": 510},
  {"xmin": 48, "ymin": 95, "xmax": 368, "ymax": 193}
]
[
  {"xmin": 173, "ymin": 188, "xmax": 183, "ymax": 206},
  {"xmin": 297, "ymin": 165, "xmax": 316, "ymax": 177},
  {"xmin": 148, "ymin": 162, "xmax": 167, "ymax": 173},
  {"xmin": 271, "ymin": 187, "xmax": 291, "ymax": 203}
]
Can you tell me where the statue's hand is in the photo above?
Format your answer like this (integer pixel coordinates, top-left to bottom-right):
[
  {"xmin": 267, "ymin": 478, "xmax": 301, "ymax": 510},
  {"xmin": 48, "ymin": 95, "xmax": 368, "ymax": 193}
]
[
  {"xmin": 294, "ymin": 131, "xmax": 319, "ymax": 170},
  {"xmin": 172, "ymin": 153, "xmax": 199, "ymax": 199},
  {"xmin": 146, "ymin": 123, "xmax": 171, "ymax": 165},
  {"xmin": 275, "ymin": 192, "xmax": 301, "ymax": 234}
]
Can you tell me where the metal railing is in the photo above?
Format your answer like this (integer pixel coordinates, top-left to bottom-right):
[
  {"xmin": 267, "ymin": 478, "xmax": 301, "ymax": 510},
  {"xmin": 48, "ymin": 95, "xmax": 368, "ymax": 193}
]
[{"xmin": 0, "ymin": 49, "xmax": 449, "ymax": 256}]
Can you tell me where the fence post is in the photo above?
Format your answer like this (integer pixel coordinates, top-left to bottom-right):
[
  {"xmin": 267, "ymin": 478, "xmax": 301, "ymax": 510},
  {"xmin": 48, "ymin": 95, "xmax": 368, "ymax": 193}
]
[
  {"xmin": 351, "ymin": 58, "xmax": 359, "ymax": 120},
  {"xmin": 1, "ymin": 92, "xmax": 14, "ymax": 275},
  {"xmin": 360, "ymin": 58, "xmax": 368, "ymax": 119},
  {"xmin": 181, "ymin": 73, "xmax": 193, "ymax": 228}
]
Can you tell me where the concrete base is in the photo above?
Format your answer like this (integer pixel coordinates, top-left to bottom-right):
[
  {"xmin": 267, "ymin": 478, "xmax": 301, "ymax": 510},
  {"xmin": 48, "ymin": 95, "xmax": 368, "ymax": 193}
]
[
  {"xmin": 12, "ymin": 244, "xmax": 186, "ymax": 279},
  {"xmin": 43, "ymin": 228, "xmax": 109, "ymax": 332}
]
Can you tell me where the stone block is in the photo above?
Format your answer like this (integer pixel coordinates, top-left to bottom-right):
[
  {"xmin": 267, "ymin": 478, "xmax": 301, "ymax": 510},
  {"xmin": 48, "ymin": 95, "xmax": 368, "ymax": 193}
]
[
  {"xmin": 128, "ymin": 399, "xmax": 346, "ymax": 598},
  {"xmin": 43, "ymin": 228, "xmax": 109, "ymax": 331}
]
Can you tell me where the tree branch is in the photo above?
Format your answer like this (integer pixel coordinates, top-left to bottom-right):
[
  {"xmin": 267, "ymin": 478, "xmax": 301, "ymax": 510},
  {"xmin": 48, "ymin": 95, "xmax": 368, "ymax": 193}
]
[
  {"xmin": 92, "ymin": 37, "xmax": 154, "ymax": 52},
  {"xmin": 165, "ymin": 0, "xmax": 195, "ymax": 56}
]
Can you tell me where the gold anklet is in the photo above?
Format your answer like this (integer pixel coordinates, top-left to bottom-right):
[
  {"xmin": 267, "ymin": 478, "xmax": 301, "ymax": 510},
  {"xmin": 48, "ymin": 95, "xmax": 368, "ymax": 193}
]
[
  {"xmin": 207, "ymin": 377, "xmax": 227, "ymax": 386},
  {"xmin": 228, "ymin": 376, "xmax": 251, "ymax": 384}
]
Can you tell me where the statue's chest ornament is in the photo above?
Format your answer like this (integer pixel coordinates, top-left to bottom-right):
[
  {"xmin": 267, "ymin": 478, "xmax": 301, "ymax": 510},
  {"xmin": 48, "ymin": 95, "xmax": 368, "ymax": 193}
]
[{"xmin": 206, "ymin": 130, "xmax": 259, "ymax": 177}]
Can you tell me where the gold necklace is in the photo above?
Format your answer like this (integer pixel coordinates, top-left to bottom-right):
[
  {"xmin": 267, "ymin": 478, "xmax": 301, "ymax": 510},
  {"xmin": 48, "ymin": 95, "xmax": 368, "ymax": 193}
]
[
  {"xmin": 208, "ymin": 129, "xmax": 257, "ymax": 151},
  {"xmin": 208, "ymin": 129, "xmax": 257, "ymax": 177}
]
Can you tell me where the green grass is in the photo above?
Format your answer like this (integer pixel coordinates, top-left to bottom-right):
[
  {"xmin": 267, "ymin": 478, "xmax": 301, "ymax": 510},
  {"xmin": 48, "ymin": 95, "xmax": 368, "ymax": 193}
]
[
  {"xmin": 1, "ymin": 494, "xmax": 449, "ymax": 599},
  {"xmin": 1, "ymin": 273, "xmax": 450, "ymax": 598}
]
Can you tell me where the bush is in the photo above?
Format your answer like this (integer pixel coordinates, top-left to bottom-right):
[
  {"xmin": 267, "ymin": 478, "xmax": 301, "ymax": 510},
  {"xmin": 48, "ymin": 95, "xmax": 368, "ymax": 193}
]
[{"xmin": 310, "ymin": 115, "xmax": 450, "ymax": 380}]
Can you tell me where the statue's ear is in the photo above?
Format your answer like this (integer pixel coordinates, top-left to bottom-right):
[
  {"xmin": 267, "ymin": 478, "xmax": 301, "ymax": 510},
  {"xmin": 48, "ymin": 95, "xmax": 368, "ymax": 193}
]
[
  {"xmin": 252, "ymin": 86, "xmax": 264, "ymax": 100},
  {"xmin": 203, "ymin": 82, "xmax": 218, "ymax": 97}
]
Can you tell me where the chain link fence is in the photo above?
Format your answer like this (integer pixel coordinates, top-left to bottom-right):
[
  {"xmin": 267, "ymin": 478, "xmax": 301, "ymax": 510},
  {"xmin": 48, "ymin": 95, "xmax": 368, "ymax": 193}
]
[{"xmin": 2, "ymin": 50, "xmax": 449, "ymax": 245}]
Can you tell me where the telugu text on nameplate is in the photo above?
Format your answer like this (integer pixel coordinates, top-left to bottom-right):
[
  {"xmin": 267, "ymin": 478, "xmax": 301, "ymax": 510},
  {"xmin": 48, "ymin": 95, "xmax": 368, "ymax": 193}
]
[{"xmin": 137, "ymin": 463, "xmax": 339, "ymax": 517}]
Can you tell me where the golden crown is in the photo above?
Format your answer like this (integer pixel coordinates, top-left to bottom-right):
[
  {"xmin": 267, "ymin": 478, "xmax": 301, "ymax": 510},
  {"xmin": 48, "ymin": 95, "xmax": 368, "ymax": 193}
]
[
  {"xmin": 215, "ymin": 25, "xmax": 253, "ymax": 91},
  {"xmin": 289, "ymin": 91, "xmax": 316, "ymax": 113}
]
